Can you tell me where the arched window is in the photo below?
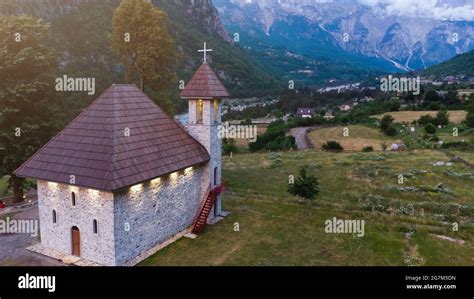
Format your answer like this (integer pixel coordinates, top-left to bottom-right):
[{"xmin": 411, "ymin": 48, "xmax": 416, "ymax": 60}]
[
  {"xmin": 71, "ymin": 192, "xmax": 76, "ymax": 206},
  {"xmin": 213, "ymin": 99, "xmax": 219, "ymax": 124},
  {"xmin": 93, "ymin": 220, "xmax": 98, "ymax": 234},
  {"xmin": 196, "ymin": 99, "xmax": 203, "ymax": 123},
  {"xmin": 214, "ymin": 167, "xmax": 218, "ymax": 186},
  {"xmin": 52, "ymin": 210, "xmax": 57, "ymax": 224}
]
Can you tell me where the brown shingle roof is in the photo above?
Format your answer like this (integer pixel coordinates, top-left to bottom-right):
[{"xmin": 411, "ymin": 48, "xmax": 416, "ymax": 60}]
[
  {"xmin": 180, "ymin": 63, "xmax": 230, "ymax": 99},
  {"xmin": 15, "ymin": 84, "xmax": 210, "ymax": 192}
]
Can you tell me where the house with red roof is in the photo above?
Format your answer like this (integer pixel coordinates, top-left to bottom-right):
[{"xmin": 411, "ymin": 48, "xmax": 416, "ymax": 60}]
[{"xmin": 15, "ymin": 46, "xmax": 229, "ymax": 266}]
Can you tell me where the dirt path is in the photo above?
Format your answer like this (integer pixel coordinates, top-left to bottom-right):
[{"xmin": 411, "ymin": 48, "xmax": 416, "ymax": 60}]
[
  {"xmin": 290, "ymin": 126, "xmax": 327, "ymax": 149},
  {"xmin": 290, "ymin": 127, "xmax": 313, "ymax": 149}
]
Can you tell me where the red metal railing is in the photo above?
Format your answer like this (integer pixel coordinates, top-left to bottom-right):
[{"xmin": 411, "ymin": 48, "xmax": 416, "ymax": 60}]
[{"xmin": 191, "ymin": 181, "xmax": 228, "ymax": 234}]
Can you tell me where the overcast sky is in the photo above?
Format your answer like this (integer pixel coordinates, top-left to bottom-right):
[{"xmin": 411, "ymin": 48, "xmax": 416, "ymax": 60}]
[
  {"xmin": 239, "ymin": 0, "xmax": 474, "ymax": 21},
  {"xmin": 358, "ymin": 0, "xmax": 474, "ymax": 21}
]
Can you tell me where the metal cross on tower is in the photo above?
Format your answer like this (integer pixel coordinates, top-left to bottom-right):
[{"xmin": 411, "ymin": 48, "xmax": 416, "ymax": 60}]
[{"xmin": 198, "ymin": 42, "xmax": 213, "ymax": 64}]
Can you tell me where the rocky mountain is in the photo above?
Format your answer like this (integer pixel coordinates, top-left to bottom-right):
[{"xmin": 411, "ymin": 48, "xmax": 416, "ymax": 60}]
[
  {"xmin": 162, "ymin": 0, "xmax": 233, "ymax": 43},
  {"xmin": 214, "ymin": 0, "xmax": 474, "ymax": 71}
]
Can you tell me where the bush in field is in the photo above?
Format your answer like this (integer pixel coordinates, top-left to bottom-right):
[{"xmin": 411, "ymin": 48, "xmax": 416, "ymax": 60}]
[
  {"xmin": 384, "ymin": 125, "xmax": 397, "ymax": 136},
  {"xmin": 287, "ymin": 115, "xmax": 324, "ymax": 128},
  {"xmin": 287, "ymin": 166, "xmax": 320, "ymax": 200},
  {"xmin": 436, "ymin": 110, "xmax": 449, "ymax": 126},
  {"xmin": 322, "ymin": 140, "xmax": 343, "ymax": 152},
  {"xmin": 425, "ymin": 123, "xmax": 437, "ymax": 134},
  {"xmin": 222, "ymin": 138, "xmax": 237, "ymax": 155},
  {"xmin": 265, "ymin": 135, "xmax": 296, "ymax": 151},
  {"xmin": 379, "ymin": 115, "xmax": 397, "ymax": 136},
  {"xmin": 362, "ymin": 146, "xmax": 374, "ymax": 152},
  {"xmin": 249, "ymin": 120, "xmax": 295, "ymax": 152},
  {"xmin": 418, "ymin": 114, "xmax": 436, "ymax": 126},
  {"xmin": 441, "ymin": 141, "xmax": 471, "ymax": 149},
  {"xmin": 466, "ymin": 113, "xmax": 474, "ymax": 128},
  {"xmin": 466, "ymin": 102, "xmax": 474, "ymax": 128},
  {"xmin": 379, "ymin": 114, "xmax": 394, "ymax": 131}
]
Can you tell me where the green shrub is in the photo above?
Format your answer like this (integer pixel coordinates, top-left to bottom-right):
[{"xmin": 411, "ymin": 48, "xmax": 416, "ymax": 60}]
[
  {"xmin": 322, "ymin": 140, "xmax": 343, "ymax": 152},
  {"xmin": 249, "ymin": 120, "xmax": 290, "ymax": 152},
  {"xmin": 441, "ymin": 141, "xmax": 471, "ymax": 149},
  {"xmin": 384, "ymin": 125, "xmax": 397, "ymax": 136},
  {"xmin": 379, "ymin": 114, "xmax": 394, "ymax": 131},
  {"xmin": 418, "ymin": 114, "xmax": 436, "ymax": 126},
  {"xmin": 270, "ymin": 158, "xmax": 282, "ymax": 168},
  {"xmin": 425, "ymin": 123, "xmax": 437, "ymax": 134},
  {"xmin": 222, "ymin": 138, "xmax": 237, "ymax": 155},
  {"xmin": 436, "ymin": 110, "xmax": 449, "ymax": 126},
  {"xmin": 287, "ymin": 115, "xmax": 324, "ymax": 128},
  {"xmin": 362, "ymin": 146, "xmax": 374, "ymax": 152},
  {"xmin": 466, "ymin": 112, "xmax": 474, "ymax": 128}
]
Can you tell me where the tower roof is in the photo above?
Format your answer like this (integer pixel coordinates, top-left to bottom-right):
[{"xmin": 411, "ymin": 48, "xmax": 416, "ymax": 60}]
[
  {"xmin": 15, "ymin": 84, "xmax": 210, "ymax": 192},
  {"xmin": 180, "ymin": 63, "xmax": 230, "ymax": 99}
]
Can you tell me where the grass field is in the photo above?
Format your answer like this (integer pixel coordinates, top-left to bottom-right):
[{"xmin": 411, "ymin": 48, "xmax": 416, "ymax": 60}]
[
  {"xmin": 372, "ymin": 111, "xmax": 467, "ymax": 124},
  {"xmin": 437, "ymin": 126, "xmax": 474, "ymax": 143},
  {"xmin": 307, "ymin": 125, "xmax": 397, "ymax": 151},
  {"xmin": 397, "ymin": 123, "xmax": 474, "ymax": 149},
  {"xmin": 141, "ymin": 150, "xmax": 474, "ymax": 266}
]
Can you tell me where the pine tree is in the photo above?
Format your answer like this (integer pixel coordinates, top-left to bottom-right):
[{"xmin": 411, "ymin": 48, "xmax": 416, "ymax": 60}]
[{"xmin": 287, "ymin": 166, "xmax": 320, "ymax": 200}]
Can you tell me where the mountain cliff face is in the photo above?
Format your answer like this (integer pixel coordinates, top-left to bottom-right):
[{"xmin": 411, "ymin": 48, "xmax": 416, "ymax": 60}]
[
  {"xmin": 0, "ymin": 0, "xmax": 232, "ymax": 43},
  {"xmin": 0, "ymin": 0, "xmax": 276, "ymax": 97},
  {"xmin": 214, "ymin": 0, "xmax": 474, "ymax": 71},
  {"xmin": 164, "ymin": 0, "xmax": 232, "ymax": 43}
]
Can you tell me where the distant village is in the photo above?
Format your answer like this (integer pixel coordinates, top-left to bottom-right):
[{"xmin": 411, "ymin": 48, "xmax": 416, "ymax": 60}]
[{"xmin": 221, "ymin": 74, "xmax": 474, "ymax": 123}]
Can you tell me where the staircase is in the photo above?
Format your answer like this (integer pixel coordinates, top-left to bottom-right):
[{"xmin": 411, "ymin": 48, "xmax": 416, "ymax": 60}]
[{"xmin": 192, "ymin": 182, "xmax": 227, "ymax": 234}]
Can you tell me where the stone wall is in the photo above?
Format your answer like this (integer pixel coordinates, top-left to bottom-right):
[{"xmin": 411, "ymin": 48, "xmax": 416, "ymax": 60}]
[
  {"xmin": 37, "ymin": 180, "xmax": 116, "ymax": 265},
  {"xmin": 186, "ymin": 98, "xmax": 223, "ymax": 218},
  {"xmin": 113, "ymin": 165, "xmax": 208, "ymax": 266}
]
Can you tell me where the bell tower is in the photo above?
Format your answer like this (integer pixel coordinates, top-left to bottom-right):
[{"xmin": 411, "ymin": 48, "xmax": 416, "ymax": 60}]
[{"xmin": 180, "ymin": 42, "xmax": 230, "ymax": 222}]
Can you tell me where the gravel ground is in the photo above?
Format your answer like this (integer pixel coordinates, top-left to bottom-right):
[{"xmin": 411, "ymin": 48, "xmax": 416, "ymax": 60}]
[{"xmin": 0, "ymin": 204, "xmax": 65, "ymax": 266}]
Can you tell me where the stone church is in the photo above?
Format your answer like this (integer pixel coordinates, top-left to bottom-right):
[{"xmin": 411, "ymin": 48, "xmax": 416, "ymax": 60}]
[{"xmin": 15, "ymin": 54, "xmax": 229, "ymax": 266}]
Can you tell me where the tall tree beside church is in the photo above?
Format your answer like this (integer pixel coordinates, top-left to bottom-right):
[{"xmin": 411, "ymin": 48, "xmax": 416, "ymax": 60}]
[
  {"xmin": 0, "ymin": 15, "xmax": 59, "ymax": 202},
  {"xmin": 109, "ymin": 0, "xmax": 178, "ymax": 114}
]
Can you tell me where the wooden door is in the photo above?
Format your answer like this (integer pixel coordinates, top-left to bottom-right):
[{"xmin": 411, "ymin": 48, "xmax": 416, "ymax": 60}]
[{"xmin": 71, "ymin": 226, "xmax": 80, "ymax": 256}]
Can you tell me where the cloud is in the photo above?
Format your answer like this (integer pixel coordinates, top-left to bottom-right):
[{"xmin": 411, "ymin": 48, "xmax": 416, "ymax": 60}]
[{"xmin": 358, "ymin": 0, "xmax": 474, "ymax": 21}]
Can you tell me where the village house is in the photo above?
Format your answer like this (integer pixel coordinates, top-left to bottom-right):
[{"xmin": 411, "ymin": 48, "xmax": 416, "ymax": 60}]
[
  {"xmin": 437, "ymin": 90, "xmax": 448, "ymax": 97},
  {"xmin": 457, "ymin": 89, "xmax": 474, "ymax": 102},
  {"xmin": 296, "ymin": 108, "xmax": 315, "ymax": 118},
  {"xmin": 361, "ymin": 96, "xmax": 374, "ymax": 103},
  {"xmin": 15, "ymin": 50, "xmax": 229, "ymax": 266},
  {"xmin": 339, "ymin": 104, "xmax": 352, "ymax": 112},
  {"xmin": 323, "ymin": 112, "xmax": 335, "ymax": 120}
]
